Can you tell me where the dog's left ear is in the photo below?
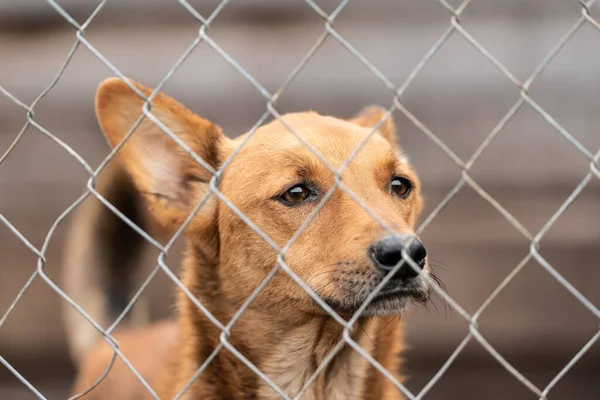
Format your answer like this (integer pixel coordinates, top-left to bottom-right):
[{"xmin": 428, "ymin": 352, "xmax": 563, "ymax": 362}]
[{"xmin": 349, "ymin": 106, "xmax": 397, "ymax": 145}]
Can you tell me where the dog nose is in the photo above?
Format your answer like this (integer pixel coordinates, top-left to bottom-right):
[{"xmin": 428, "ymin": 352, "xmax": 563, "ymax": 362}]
[{"xmin": 369, "ymin": 235, "xmax": 427, "ymax": 280}]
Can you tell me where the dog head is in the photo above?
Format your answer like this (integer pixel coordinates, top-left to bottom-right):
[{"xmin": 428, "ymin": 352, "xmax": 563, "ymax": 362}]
[{"xmin": 95, "ymin": 78, "xmax": 431, "ymax": 318}]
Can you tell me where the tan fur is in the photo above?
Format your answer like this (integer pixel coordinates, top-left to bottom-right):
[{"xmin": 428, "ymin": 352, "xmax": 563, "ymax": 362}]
[{"xmin": 66, "ymin": 77, "xmax": 431, "ymax": 399}]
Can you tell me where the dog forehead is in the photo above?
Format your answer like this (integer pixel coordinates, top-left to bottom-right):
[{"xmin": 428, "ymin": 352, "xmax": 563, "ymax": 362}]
[
  {"xmin": 262, "ymin": 111, "xmax": 365, "ymax": 138},
  {"xmin": 231, "ymin": 111, "xmax": 392, "ymax": 163}
]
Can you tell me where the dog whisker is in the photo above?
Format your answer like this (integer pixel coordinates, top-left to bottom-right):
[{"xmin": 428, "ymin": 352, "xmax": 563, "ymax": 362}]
[
  {"xmin": 423, "ymin": 269, "xmax": 450, "ymax": 317},
  {"xmin": 325, "ymin": 260, "xmax": 359, "ymax": 268},
  {"xmin": 428, "ymin": 259, "xmax": 458, "ymax": 277},
  {"xmin": 306, "ymin": 267, "xmax": 367, "ymax": 287}
]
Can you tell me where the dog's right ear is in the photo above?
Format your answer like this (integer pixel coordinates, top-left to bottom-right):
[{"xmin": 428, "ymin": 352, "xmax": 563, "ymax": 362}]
[
  {"xmin": 95, "ymin": 77, "xmax": 230, "ymax": 230},
  {"xmin": 349, "ymin": 105, "xmax": 397, "ymax": 146}
]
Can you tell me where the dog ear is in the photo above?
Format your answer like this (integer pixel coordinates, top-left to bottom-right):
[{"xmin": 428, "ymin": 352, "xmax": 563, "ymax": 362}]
[
  {"xmin": 349, "ymin": 105, "xmax": 397, "ymax": 145},
  {"xmin": 95, "ymin": 77, "xmax": 230, "ymax": 230}
]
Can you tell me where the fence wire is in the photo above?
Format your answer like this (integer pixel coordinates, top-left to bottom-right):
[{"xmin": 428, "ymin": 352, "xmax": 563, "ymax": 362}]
[{"xmin": 1, "ymin": 1, "xmax": 600, "ymax": 399}]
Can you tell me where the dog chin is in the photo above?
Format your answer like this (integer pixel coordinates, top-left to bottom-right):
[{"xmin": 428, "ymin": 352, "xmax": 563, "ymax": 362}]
[
  {"xmin": 361, "ymin": 288, "xmax": 429, "ymax": 316},
  {"xmin": 325, "ymin": 279, "xmax": 431, "ymax": 317}
]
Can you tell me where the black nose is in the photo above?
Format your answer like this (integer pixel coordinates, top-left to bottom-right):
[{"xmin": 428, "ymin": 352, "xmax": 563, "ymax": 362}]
[{"xmin": 369, "ymin": 234, "xmax": 427, "ymax": 280}]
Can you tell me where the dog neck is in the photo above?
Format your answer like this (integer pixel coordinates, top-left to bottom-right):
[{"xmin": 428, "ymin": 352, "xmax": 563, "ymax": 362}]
[
  {"xmin": 254, "ymin": 315, "xmax": 377, "ymax": 399},
  {"xmin": 172, "ymin": 245, "xmax": 404, "ymax": 399}
]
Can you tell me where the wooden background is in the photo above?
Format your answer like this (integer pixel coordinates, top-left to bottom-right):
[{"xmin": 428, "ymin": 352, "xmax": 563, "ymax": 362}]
[{"xmin": 1, "ymin": 1, "xmax": 599, "ymax": 398}]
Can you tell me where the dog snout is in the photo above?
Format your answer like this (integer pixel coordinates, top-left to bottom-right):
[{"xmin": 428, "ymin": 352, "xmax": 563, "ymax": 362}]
[{"xmin": 369, "ymin": 234, "xmax": 427, "ymax": 280}]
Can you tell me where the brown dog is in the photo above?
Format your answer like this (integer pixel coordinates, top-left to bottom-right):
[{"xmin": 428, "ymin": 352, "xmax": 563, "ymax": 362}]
[{"xmin": 63, "ymin": 77, "xmax": 433, "ymax": 399}]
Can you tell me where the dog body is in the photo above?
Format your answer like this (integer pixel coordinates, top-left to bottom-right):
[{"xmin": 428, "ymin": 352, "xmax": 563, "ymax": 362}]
[{"xmin": 65, "ymin": 78, "xmax": 431, "ymax": 399}]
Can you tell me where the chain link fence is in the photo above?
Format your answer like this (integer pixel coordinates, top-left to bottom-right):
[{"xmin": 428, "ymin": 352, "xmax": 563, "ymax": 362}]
[{"xmin": 1, "ymin": 0, "xmax": 599, "ymax": 399}]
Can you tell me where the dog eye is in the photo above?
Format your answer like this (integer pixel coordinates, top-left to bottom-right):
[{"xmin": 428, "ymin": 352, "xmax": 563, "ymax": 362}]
[
  {"xmin": 390, "ymin": 177, "xmax": 412, "ymax": 198},
  {"xmin": 280, "ymin": 184, "xmax": 311, "ymax": 204}
]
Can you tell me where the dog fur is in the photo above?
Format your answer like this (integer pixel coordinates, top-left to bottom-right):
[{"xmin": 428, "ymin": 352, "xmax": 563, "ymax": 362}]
[{"xmin": 63, "ymin": 77, "xmax": 432, "ymax": 399}]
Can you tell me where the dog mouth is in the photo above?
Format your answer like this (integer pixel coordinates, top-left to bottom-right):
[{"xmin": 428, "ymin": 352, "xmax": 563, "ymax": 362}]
[
  {"xmin": 372, "ymin": 285, "xmax": 428, "ymax": 303},
  {"xmin": 323, "ymin": 276, "xmax": 431, "ymax": 317},
  {"xmin": 362, "ymin": 280, "xmax": 431, "ymax": 315}
]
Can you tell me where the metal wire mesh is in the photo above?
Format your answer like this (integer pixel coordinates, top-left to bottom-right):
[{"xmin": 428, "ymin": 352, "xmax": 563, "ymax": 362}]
[{"xmin": 1, "ymin": 1, "xmax": 599, "ymax": 399}]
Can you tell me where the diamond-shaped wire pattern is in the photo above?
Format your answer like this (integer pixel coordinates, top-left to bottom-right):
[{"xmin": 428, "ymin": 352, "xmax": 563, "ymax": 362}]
[{"xmin": 1, "ymin": 1, "xmax": 599, "ymax": 399}]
